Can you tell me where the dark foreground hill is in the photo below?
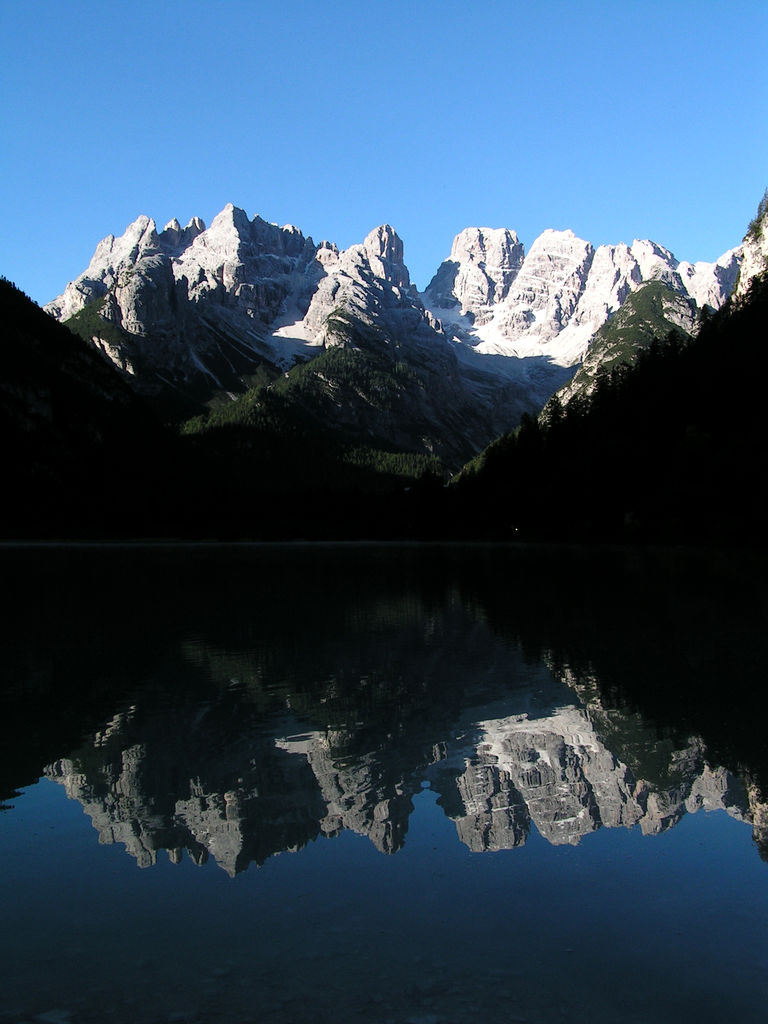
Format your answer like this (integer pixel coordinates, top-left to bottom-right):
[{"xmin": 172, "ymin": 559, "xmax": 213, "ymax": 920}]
[
  {"xmin": 0, "ymin": 277, "xmax": 176, "ymax": 536},
  {"xmin": 453, "ymin": 273, "xmax": 768, "ymax": 543},
  {"xmin": 0, "ymin": 280, "xmax": 439, "ymax": 538},
  {"xmin": 2, "ymin": 270, "xmax": 767, "ymax": 543}
]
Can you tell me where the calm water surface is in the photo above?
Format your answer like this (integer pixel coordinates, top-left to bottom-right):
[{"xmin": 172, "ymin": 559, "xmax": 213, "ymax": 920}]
[{"xmin": 1, "ymin": 543, "xmax": 767, "ymax": 1024}]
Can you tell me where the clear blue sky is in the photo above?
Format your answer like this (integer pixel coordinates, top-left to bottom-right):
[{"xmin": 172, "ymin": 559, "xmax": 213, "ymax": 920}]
[{"xmin": 2, "ymin": 0, "xmax": 766, "ymax": 304}]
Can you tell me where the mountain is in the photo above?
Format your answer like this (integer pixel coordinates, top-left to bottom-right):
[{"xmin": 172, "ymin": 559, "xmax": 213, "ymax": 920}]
[
  {"xmin": 735, "ymin": 190, "xmax": 768, "ymax": 297},
  {"xmin": 550, "ymin": 280, "xmax": 700, "ymax": 408},
  {"xmin": 0, "ymin": 277, "xmax": 172, "ymax": 535},
  {"xmin": 46, "ymin": 208, "xmax": 317, "ymax": 414},
  {"xmin": 5, "ymin": 189, "xmax": 768, "ymax": 540},
  {"xmin": 454, "ymin": 265, "xmax": 768, "ymax": 542},
  {"xmin": 546, "ymin": 193, "xmax": 768, "ymax": 409},
  {"xmin": 45, "ymin": 205, "xmax": 746, "ymax": 469},
  {"xmin": 47, "ymin": 209, "xmax": 524, "ymax": 466},
  {"xmin": 0, "ymin": 276, "xmax": 454, "ymax": 539},
  {"xmin": 45, "ymin": 685, "xmax": 754, "ymax": 871},
  {"xmin": 420, "ymin": 226, "xmax": 740, "ymax": 392}
]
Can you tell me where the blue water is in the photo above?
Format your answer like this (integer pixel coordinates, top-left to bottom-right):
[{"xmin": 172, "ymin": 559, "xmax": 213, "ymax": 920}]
[
  {"xmin": 2, "ymin": 774, "xmax": 767, "ymax": 1024},
  {"xmin": 1, "ymin": 542, "xmax": 767, "ymax": 1023}
]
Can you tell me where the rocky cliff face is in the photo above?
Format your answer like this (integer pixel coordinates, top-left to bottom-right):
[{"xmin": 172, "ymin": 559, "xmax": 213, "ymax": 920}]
[
  {"xmin": 46, "ymin": 205, "xmax": 325, "ymax": 407},
  {"xmin": 422, "ymin": 228, "xmax": 742, "ymax": 380},
  {"xmin": 552, "ymin": 280, "xmax": 701, "ymax": 408},
  {"xmin": 45, "ymin": 207, "xmax": 449, "ymax": 393},
  {"xmin": 47, "ymin": 207, "xmax": 530, "ymax": 463},
  {"xmin": 734, "ymin": 194, "xmax": 768, "ymax": 299},
  {"xmin": 45, "ymin": 202, "xmax": 756, "ymax": 461},
  {"xmin": 424, "ymin": 227, "xmax": 525, "ymax": 318}
]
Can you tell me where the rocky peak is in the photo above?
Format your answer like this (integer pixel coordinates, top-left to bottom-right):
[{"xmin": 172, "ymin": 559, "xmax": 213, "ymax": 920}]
[
  {"xmin": 734, "ymin": 191, "xmax": 768, "ymax": 299},
  {"xmin": 527, "ymin": 227, "xmax": 593, "ymax": 260},
  {"xmin": 250, "ymin": 214, "xmax": 313, "ymax": 258},
  {"xmin": 158, "ymin": 216, "xmax": 206, "ymax": 252},
  {"xmin": 451, "ymin": 227, "xmax": 523, "ymax": 274},
  {"xmin": 628, "ymin": 238, "xmax": 682, "ymax": 288},
  {"xmin": 315, "ymin": 239, "xmax": 340, "ymax": 268},
  {"xmin": 364, "ymin": 223, "xmax": 404, "ymax": 264},
  {"xmin": 493, "ymin": 229, "xmax": 596, "ymax": 344},
  {"xmin": 424, "ymin": 227, "xmax": 525, "ymax": 319},
  {"xmin": 91, "ymin": 214, "xmax": 159, "ymax": 267},
  {"xmin": 506, "ymin": 229, "xmax": 596, "ymax": 300},
  {"xmin": 44, "ymin": 199, "xmax": 754, "ymax": 451},
  {"xmin": 678, "ymin": 248, "xmax": 742, "ymax": 309},
  {"xmin": 44, "ymin": 214, "xmax": 162, "ymax": 321},
  {"xmin": 197, "ymin": 203, "xmax": 252, "ymax": 255},
  {"xmin": 361, "ymin": 224, "xmax": 410, "ymax": 288}
]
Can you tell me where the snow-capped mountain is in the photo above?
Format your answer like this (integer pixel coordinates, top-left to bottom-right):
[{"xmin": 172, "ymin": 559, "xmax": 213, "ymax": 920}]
[
  {"xmin": 44, "ymin": 207, "xmax": 544, "ymax": 463},
  {"xmin": 45, "ymin": 203, "xmax": 754, "ymax": 464},
  {"xmin": 45, "ymin": 206, "xmax": 323, "ymax": 397},
  {"xmin": 46, "ymin": 205, "xmax": 447, "ymax": 385},
  {"xmin": 550, "ymin": 280, "xmax": 703, "ymax": 410},
  {"xmin": 421, "ymin": 227, "xmax": 741, "ymax": 377}
]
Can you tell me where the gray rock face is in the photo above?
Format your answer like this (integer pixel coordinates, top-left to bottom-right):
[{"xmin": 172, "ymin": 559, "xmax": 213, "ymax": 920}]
[
  {"xmin": 46, "ymin": 215, "xmax": 159, "ymax": 321},
  {"xmin": 45, "ymin": 208, "xmax": 514, "ymax": 462},
  {"xmin": 45, "ymin": 207, "xmax": 429, "ymax": 385},
  {"xmin": 422, "ymin": 228, "xmax": 741, "ymax": 369},
  {"xmin": 734, "ymin": 199, "xmax": 768, "ymax": 299},
  {"xmin": 418, "ymin": 224, "xmax": 743, "ymax": 417},
  {"xmin": 496, "ymin": 230, "xmax": 596, "ymax": 346},
  {"xmin": 44, "ymin": 201, "xmax": 753, "ymax": 457},
  {"xmin": 424, "ymin": 227, "xmax": 525, "ymax": 319},
  {"xmin": 44, "ymin": 707, "xmax": 328, "ymax": 876},
  {"xmin": 276, "ymin": 732, "xmax": 413, "ymax": 855},
  {"xmin": 45, "ymin": 205, "xmax": 326, "ymax": 407},
  {"xmin": 274, "ymin": 222, "xmax": 427, "ymax": 351},
  {"xmin": 444, "ymin": 707, "xmax": 750, "ymax": 850}
]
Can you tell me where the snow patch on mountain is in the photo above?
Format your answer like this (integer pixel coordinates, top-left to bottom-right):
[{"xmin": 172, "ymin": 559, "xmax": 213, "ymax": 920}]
[
  {"xmin": 44, "ymin": 200, "xmax": 754, "ymax": 452},
  {"xmin": 422, "ymin": 226, "xmax": 743, "ymax": 380}
]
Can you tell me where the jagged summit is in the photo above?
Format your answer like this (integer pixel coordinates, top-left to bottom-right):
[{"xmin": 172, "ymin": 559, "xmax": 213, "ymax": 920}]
[
  {"xmin": 43, "ymin": 199, "xmax": 758, "ymax": 465},
  {"xmin": 424, "ymin": 227, "xmax": 524, "ymax": 317},
  {"xmin": 209, "ymin": 201, "xmax": 251, "ymax": 236},
  {"xmin": 47, "ymin": 203, "xmax": 747, "ymax": 374},
  {"xmin": 364, "ymin": 223, "xmax": 403, "ymax": 261},
  {"xmin": 735, "ymin": 190, "xmax": 768, "ymax": 298},
  {"xmin": 45, "ymin": 206, "xmax": 509, "ymax": 464},
  {"xmin": 359, "ymin": 223, "xmax": 410, "ymax": 288},
  {"xmin": 421, "ymin": 222, "xmax": 742, "ymax": 376}
]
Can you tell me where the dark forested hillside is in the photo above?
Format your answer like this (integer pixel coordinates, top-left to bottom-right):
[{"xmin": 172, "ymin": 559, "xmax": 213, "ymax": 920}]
[
  {"xmin": 0, "ymin": 277, "xmax": 176, "ymax": 536},
  {"xmin": 0, "ymin": 281, "xmax": 443, "ymax": 538},
  {"xmin": 3, "ymin": 271, "xmax": 767, "ymax": 542},
  {"xmin": 552, "ymin": 280, "xmax": 697, "ymax": 409},
  {"xmin": 453, "ymin": 273, "xmax": 768, "ymax": 542}
]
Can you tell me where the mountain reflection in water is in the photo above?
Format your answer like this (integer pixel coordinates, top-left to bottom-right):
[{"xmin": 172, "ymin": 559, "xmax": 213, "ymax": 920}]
[
  {"xmin": 2, "ymin": 542, "xmax": 766, "ymax": 872},
  {"xmin": 2, "ymin": 542, "xmax": 768, "ymax": 1024},
  {"xmin": 43, "ymin": 662, "xmax": 759, "ymax": 875}
]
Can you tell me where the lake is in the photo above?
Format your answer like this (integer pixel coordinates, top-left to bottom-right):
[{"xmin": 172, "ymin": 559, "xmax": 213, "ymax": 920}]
[{"xmin": 1, "ymin": 542, "xmax": 767, "ymax": 1024}]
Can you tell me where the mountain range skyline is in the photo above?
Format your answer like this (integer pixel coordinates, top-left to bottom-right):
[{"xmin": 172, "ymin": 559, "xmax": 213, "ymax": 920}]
[
  {"xmin": 28, "ymin": 201, "xmax": 755, "ymax": 313},
  {"xmin": 45, "ymin": 197, "xmax": 755, "ymax": 407},
  {"xmin": 1, "ymin": 2, "xmax": 766, "ymax": 307}
]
